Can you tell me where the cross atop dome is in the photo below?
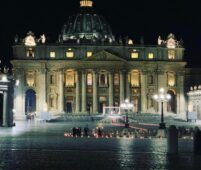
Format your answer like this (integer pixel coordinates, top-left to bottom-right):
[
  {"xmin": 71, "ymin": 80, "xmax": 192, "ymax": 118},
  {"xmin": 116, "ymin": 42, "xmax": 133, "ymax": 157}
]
[{"xmin": 80, "ymin": 0, "xmax": 93, "ymax": 8}]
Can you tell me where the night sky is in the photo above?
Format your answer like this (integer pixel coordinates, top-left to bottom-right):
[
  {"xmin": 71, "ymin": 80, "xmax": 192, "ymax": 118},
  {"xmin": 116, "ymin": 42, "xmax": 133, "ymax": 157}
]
[{"xmin": 0, "ymin": 0, "xmax": 200, "ymax": 67}]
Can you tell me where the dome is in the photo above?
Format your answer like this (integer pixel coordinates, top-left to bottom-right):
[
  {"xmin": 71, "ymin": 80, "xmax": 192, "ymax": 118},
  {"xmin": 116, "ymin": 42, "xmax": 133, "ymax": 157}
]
[{"xmin": 60, "ymin": 0, "xmax": 115, "ymax": 43}]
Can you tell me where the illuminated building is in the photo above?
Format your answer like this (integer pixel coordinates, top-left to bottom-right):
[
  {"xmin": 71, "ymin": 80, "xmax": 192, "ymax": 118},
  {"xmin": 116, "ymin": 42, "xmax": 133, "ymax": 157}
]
[{"xmin": 11, "ymin": 0, "xmax": 186, "ymax": 119}]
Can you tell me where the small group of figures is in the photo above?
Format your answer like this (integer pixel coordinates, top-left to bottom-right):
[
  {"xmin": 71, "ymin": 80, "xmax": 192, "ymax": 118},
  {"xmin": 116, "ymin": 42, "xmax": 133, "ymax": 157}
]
[
  {"xmin": 72, "ymin": 126, "xmax": 90, "ymax": 137},
  {"xmin": 69, "ymin": 126, "xmax": 103, "ymax": 138}
]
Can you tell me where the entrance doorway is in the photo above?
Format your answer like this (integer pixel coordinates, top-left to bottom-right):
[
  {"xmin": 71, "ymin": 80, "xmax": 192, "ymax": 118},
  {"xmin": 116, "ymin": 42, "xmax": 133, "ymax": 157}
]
[
  {"xmin": 65, "ymin": 96, "xmax": 73, "ymax": 113},
  {"xmin": 66, "ymin": 102, "xmax": 72, "ymax": 113},
  {"xmin": 0, "ymin": 93, "xmax": 3, "ymax": 125},
  {"xmin": 167, "ymin": 90, "xmax": 176, "ymax": 113},
  {"xmin": 25, "ymin": 89, "xmax": 36, "ymax": 114},
  {"xmin": 99, "ymin": 96, "xmax": 107, "ymax": 113}
]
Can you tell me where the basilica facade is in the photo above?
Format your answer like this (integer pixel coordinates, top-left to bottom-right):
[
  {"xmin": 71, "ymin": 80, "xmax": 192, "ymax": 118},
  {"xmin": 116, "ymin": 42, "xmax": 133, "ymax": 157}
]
[{"xmin": 11, "ymin": 0, "xmax": 186, "ymax": 120}]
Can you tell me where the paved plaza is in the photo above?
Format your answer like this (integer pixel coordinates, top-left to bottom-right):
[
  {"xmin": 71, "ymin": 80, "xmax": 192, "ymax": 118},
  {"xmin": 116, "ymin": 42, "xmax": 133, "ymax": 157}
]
[{"xmin": 0, "ymin": 115, "xmax": 201, "ymax": 170}]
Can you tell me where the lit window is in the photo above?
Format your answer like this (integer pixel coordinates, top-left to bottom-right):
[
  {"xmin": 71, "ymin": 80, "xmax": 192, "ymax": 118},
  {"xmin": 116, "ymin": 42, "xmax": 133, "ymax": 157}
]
[
  {"xmin": 27, "ymin": 48, "xmax": 34, "ymax": 57},
  {"xmin": 148, "ymin": 53, "xmax": 154, "ymax": 59},
  {"xmin": 167, "ymin": 72, "xmax": 175, "ymax": 86},
  {"xmin": 50, "ymin": 52, "xmax": 56, "ymax": 58},
  {"xmin": 131, "ymin": 52, "xmax": 139, "ymax": 59},
  {"xmin": 128, "ymin": 39, "xmax": 133, "ymax": 45},
  {"xmin": 87, "ymin": 73, "xmax": 93, "ymax": 86},
  {"xmin": 26, "ymin": 71, "xmax": 35, "ymax": 87},
  {"xmin": 131, "ymin": 70, "xmax": 140, "ymax": 87},
  {"xmin": 65, "ymin": 70, "xmax": 75, "ymax": 87},
  {"xmin": 168, "ymin": 50, "xmax": 175, "ymax": 59},
  {"xmin": 87, "ymin": 51, "xmax": 93, "ymax": 58},
  {"xmin": 66, "ymin": 49, "xmax": 74, "ymax": 58}
]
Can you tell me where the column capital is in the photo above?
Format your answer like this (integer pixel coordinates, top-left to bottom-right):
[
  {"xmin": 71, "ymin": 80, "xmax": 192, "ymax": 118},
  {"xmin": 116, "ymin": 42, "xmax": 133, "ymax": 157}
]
[
  {"xmin": 177, "ymin": 71, "xmax": 185, "ymax": 76},
  {"xmin": 40, "ymin": 68, "xmax": 47, "ymax": 74},
  {"xmin": 92, "ymin": 69, "xmax": 99, "ymax": 74},
  {"xmin": 119, "ymin": 69, "xmax": 127, "ymax": 74},
  {"xmin": 58, "ymin": 68, "xmax": 64, "ymax": 73},
  {"xmin": 108, "ymin": 69, "xmax": 115, "ymax": 74},
  {"xmin": 156, "ymin": 69, "xmax": 165, "ymax": 75},
  {"xmin": 81, "ymin": 69, "xmax": 88, "ymax": 74},
  {"xmin": 141, "ymin": 70, "xmax": 148, "ymax": 75}
]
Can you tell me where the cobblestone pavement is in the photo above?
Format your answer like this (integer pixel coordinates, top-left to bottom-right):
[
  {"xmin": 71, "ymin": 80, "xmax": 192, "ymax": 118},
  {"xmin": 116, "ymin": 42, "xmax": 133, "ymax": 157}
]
[{"xmin": 0, "ymin": 121, "xmax": 201, "ymax": 170}]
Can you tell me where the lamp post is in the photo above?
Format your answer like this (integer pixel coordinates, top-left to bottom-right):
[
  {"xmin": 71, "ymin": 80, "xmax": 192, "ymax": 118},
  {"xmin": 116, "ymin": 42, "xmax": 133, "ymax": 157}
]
[
  {"xmin": 120, "ymin": 99, "xmax": 134, "ymax": 128},
  {"xmin": 153, "ymin": 88, "xmax": 171, "ymax": 129}
]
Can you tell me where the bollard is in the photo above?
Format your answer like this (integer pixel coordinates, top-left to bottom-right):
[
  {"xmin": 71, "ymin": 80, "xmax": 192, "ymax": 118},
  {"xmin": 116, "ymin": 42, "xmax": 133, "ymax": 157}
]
[
  {"xmin": 167, "ymin": 125, "xmax": 178, "ymax": 154},
  {"xmin": 193, "ymin": 127, "xmax": 201, "ymax": 155}
]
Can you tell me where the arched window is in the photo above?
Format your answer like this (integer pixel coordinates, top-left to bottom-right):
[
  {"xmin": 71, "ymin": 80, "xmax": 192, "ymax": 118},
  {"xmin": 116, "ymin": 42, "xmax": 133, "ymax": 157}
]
[
  {"xmin": 100, "ymin": 74, "xmax": 105, "ymax": 85},
  {"xmin": 26, "ymin": 48, "xmax": 35, "ymax": 57},
  {"xmin": 26, "ymin": 71, "xmax": 35, "ymax": 87},
  {"xmin": 131, "ymin": 70, "xmax": 140, "ymax": 87},
  {"xmin": 87, "ymin": 73, "xmax": 93, "ymax": 86},
  {"xmin": 167, "ymin": 72, "xmax": 175, "ymax": 87},
  {"xmin": 65, "ymin": 70, "xmax": 75, "ymax": 87}
]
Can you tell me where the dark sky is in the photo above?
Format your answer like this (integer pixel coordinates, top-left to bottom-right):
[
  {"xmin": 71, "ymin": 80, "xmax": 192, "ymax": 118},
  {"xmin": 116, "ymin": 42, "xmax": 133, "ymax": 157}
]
[{"xmin": 0, "ymin": 0, "xmax": 201, "ymax": 67}]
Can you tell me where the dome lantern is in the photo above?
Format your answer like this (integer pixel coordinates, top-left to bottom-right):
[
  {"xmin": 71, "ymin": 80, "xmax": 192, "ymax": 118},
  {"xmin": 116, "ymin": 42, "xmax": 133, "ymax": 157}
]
[{"xmin": 80, "ymin": 0, "xmax": 93, "ymax": 8}]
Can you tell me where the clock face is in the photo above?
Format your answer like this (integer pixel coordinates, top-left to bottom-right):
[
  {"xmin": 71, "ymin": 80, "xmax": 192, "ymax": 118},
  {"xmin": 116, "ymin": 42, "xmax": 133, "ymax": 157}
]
[
  {"xmin": 25, "ymin": 35, "xmax": 36, "ymax": 46},
  {"xmin": 167, "ymin": 38, "xmax": 176, "ymax": 48}
]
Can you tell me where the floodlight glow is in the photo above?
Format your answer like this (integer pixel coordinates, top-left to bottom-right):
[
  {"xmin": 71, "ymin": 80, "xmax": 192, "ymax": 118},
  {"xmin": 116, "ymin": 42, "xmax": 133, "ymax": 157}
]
[
  {"xmin": 2, "ymin": 75, "xmax": 7, "ymax": 82},
  {"xmin": 16, "ymin": 80, "xmax": 19, "ymax": 86},
  {"xmin": 159, "ymin": 88, "xmax": 164, "ymax": 93},
  {"xmin": 166, "ymin": 94, "xmax": 171, "ymax": 100},
  {"xmin": 153, "ymin": 94, "xmax": 158, "ymax": 100}
]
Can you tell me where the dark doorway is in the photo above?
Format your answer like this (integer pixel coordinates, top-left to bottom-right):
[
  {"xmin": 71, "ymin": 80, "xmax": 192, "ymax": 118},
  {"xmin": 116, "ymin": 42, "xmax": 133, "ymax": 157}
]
[
  {"xmin": 167, "ymin": 90, "xmax": 176, "ymax": 113},
  {"xmin": 25, "ymin": 89, "xmax": 36, "ymax": 114},
  {"xmin": 66, "ymin": 102, "xmax": 72, "ymax": 113},
  {"xmin": 0, "ymin": 93, "xmax": 3, "ymax": 125},
  {"xmin": 99, "ymin": 97, "xmax": 106, "ymax": 113}
]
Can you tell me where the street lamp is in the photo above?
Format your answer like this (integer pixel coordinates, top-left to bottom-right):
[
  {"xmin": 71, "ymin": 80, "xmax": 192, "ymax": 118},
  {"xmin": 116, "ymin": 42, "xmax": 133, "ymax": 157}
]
[
  {"xmin": 153, "ymin": 88, "xmax": 171, "ymax": 129},
  {"xmin": 120, "ymin": 99, "xmax": 134, "ymax": 128}
]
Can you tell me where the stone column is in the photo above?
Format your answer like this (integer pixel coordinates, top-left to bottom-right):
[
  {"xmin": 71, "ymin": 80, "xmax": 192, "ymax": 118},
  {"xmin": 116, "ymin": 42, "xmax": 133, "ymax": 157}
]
[
  {"xmin": 14, "ymin": 69, "xmax": 26, "ymax": 120},
  {"xmin": 126, "ymin": 72, "xmax": 131, "ymax": 100},
  {"xmin": 140, "ymin": 71, "xmax": 147, "ymax": 113},
  {"xmin": 75, "ymin": 70, "xmax": 80, "ymax": 113},
  {"xmin": 109, "ymin": 71, "xmax": 114, "ymax": 107},
  {"xmin": 58, "ymin": 68, "xmax": 64, "ymax": 113},
  {"xmin": 177, "ymin": 71, "xmax": 186, "ymax": 119},
  {"xmin": 93, "ymin": 70, "xmax": 98, "ymax": 113},
  {"xmin": 157, "ymin": 70, "xmax": 166, "ymax": 113},
  {"xmin": 82, "ymin": 71, "xmax": 87, "ymax": 113},
  {"xmin": 3, "ymin": 91, "xmax": 8, "ymax": 126},
  {"xmin": 38, "ymin": 68, "xmax": 47, "ymax": 113},
  {"xmin": 120, "ymin": 71, "xmax": 125, "ymax": 104}
]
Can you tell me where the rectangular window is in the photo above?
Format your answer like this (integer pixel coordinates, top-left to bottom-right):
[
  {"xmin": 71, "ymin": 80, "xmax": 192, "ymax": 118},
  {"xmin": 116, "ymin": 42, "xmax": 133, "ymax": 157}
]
[
  {"xmin": 168, "ymin": 50, "xmax": 175, "ymax": 59},
  {"xmin": 27, "ymin": 48, "xmax": 34, "ymax": 57},
  {"xmin": 131, "ymin": 52, "xmax": 139, "ymax": 59},
  {"xmin": 131, "ymin": 71, "xmax": 140, "ymax": 87},
  {"xmin": 148, "ymin": 53, "xmax": 154, "ymax": 59},
  {"xmin": 66, "ymin": 51, "xmax": 74, "ymax": 58},
  {"xmin": 50, "ymin": 52, "xmax": 56, "ymax": 58},
  {"xmin": 87, "ymin": 51, "xmax": 93, "ymax": 58}
]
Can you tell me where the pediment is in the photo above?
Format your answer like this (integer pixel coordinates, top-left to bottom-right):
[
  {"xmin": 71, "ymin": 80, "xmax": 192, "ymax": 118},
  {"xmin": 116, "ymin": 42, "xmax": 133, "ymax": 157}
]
[{"xmin": 86, "ymin": 50, "xmax": 126, "ymax": 61}]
